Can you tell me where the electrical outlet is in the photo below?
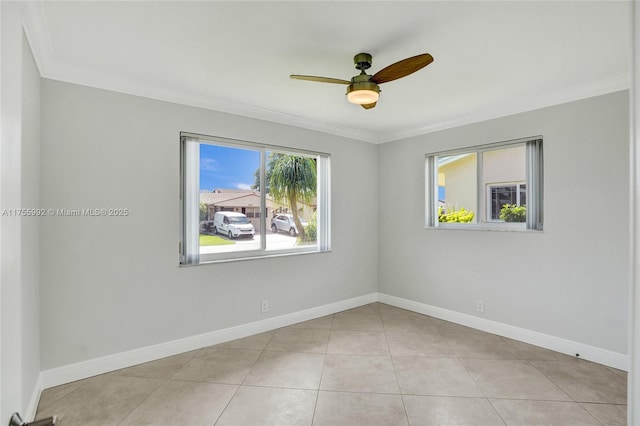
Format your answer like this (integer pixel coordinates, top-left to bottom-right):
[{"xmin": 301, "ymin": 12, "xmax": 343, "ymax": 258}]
[
  {"xmin": 261, "ymin": 300, "xmax": 269, "ymax": 313},
  {"xmin": 476, "ymin": 300, "xmax": 484, "ymax": 313}
]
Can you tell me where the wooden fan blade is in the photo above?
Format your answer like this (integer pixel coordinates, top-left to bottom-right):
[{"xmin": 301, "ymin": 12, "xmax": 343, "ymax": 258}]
[
  {"xmin": 371, "ymin": 53, "xmax": 434, "ymax": 84},
  {"xmin": 290, "ymin": 75, "xmax": 351, "ymax": 85},
  {"xmin": 361, "ymin": 102, "xmax": 377, "ymax": 110}
]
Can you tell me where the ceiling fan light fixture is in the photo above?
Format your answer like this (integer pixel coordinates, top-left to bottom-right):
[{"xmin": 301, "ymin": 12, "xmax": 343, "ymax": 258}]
[{"xmin": 346, "ymin": 81, "xmax": 380, "ymax": 105}]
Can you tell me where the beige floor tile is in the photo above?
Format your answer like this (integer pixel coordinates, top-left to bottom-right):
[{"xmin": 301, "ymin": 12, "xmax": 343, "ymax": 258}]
[
  {"xmin": 265, "ymin": 328, "xmax": 330, "ymax": 353},
  {"xmin": 285, "ymin": 315, "xmax": 333, "ymax": 330},
  {"xmin": 607, "ymin": 366, "xmax": 628, "ymax": 379},
  {"xmin": 393, "ymin": 357, "xmax": 483, "ymax": 397},
  {"xmin": 217, "ymin": 386, "xmax": 317, "ymax": 426},
  {"xmin": 111, "ymin": 350, "xmax": 198, "ymax": 380},
  {"xmin": 431, "ymin": 318, "xmax": 476, "ymax": 334},
  {"xmin": 332, "ymin": 312, "xmax": 384, "ymax": 331},
  {"xmin": 461, "ymin": 359, "xmax": 571, "ymax": 400},
  {"xmin": 403, "ymin": 395, "xmax": 505, "ymax": 426},
  {"xmin": 490, "ymin": 399, "xmax": 601, "ymax": 425},
  {"xmin": 386, "ymin": 330, "xmax": 453, "ymax": 357},
  {"xmin": 381, "ymin": 311, "xmax": 439, "ymax": 333},
  {"xmin": 320, "ymin": 354, "xmax": 400, "ymax": 394},
  {"xmin": 242, "ymin": 351, "xmax": 325, "ymax": 389},
  {"xmin": 580, "ymin": 403, "xmax": 627, "ymax": 425},
  {"xmin": 120, "ymin": 380, "xmax": 237, "ymax": 425},
  {"xmin": 216, "ymin": 331, "xmax": 276, "ymax": 350},
  {"xmin": 378, "ymin": 303, "xmax": 414, "ymax": 315},
  {"xmin": 503, "ymin": 340, "xmax": 578, "ymax": 362},
  {"xmin": 327, "ymin": 330, "xmax": 390, "ymax": 356},
  {"xmin": 36, "ymin": 377, "xmax": 95, "ymax": 415},
  {"xmin": 35, "ymin": 375, "xmax": 164, "ymax": 426},
  {"xmin": 442, "ymin": 330, "xmax": 521, "ymax": 360},
  {"xmin": 170, "ymin": 348, "xmax": 261, "ymax": 384},
  {"xmin": 530, "ymin": 360, "xmax": 627, "ymax": 403},
  {"xmin": 341, "ymin": 303, "xmax": 381, "ymax": 315},
  {"xmin": 313, "ymin": 391, "xmax": 408, "ymax": 426}
]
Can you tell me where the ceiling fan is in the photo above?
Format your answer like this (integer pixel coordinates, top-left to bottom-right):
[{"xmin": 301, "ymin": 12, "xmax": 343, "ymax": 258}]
[{"xmin": 290, "ymin": 52, "xmax": 434, "ymax": 110}]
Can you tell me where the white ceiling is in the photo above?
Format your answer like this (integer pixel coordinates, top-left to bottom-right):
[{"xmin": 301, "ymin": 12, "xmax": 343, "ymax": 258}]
[{"xmin": 23, "ymin": 1, "xmax": 630, "ymax": 143}]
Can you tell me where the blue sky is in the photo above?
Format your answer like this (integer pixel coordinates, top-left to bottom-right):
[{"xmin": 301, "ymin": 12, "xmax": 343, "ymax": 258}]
[{"xmin": 200, "ymin": 144, "xmax": 259, "ymax": 191}]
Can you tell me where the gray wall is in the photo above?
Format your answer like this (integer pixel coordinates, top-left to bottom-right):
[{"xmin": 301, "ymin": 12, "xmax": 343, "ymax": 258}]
[
  {"xmin": 378, "ymin": 91, "xmax": 629, "ymax": 355},
  {"xmin": 0, "ymin": 3, "xmax": 42, "ymax": 420},
  {"xmin": 40, "ymin": 80, "xmax": 379, "ymax": 369}
]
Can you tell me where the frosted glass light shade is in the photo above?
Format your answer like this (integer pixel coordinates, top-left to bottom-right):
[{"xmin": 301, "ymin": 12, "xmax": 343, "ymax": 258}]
[
  {"xmin": 347, "ymin": 89, "xmax": 379, "ymax": 104},
  {"xmin": 346, "ymin": 81, "xmax": 380, "ymax": 105}
]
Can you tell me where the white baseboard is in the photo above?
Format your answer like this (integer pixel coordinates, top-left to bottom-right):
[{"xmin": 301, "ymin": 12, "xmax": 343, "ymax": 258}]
[
  {"xmin": 377, "ymin": 293, "xmax": 629, "ymax": 371},
  {"xmin": 38, "ymin": 290, "xmax": 628, "ymax": 398},
  {"xmin": 40, "ymin": 293, "xmax": 378, "ymax": 389},
  {"xmin": 25, "ymin": 373, "xmax": 43, "ymax": 421}
]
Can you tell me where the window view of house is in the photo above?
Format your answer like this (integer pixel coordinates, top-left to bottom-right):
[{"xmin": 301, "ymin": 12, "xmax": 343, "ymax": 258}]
[
  {"xmin": 426, "ymin": 138, "xmax": 542, "ymax": 230},
  {"xmin": 181, "ymin": 134, "xmax": 330, "ymax": 264},
  {"xmin": 437, "ymin": 153, "xmax": 478, "ymax": 223}
]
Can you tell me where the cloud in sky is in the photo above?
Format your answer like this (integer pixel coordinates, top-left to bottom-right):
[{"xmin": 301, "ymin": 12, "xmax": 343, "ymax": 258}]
[
  {"xmin": 236, "ymin": 183, "xmax": 252, "ymax": 190},
  {"xmin": 200, "ymin": 157, "xmax": 220, "ymax": 173}
]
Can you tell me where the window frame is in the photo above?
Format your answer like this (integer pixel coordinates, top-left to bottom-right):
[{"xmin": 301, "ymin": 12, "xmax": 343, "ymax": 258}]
[
  {"xmin": 180, "ymin": 132, "xmax": 331, "ymax": 265},
  {"xmin": 425, "ymin": 137, "xmax": 543, "ymax": 231}
]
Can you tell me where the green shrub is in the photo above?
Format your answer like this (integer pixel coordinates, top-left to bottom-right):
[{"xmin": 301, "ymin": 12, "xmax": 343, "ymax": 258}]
[
  {"xmin": 438, "ymin": 207, "xmax": 475, "ymax": 223},
  {"xmin": 499, "ymin": 204, "xmax": 526, "ymax": 222},
  {"xmin": 298, "ymin": 212, "xmax": 317, "ymax": 244}
]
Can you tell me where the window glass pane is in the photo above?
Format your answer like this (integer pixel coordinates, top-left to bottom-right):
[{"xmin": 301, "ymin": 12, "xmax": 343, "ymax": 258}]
[
  {"xmin": 265, "ymin": 151, "xmax": 318, "ymax": 251},
  {"xmin": 437, "ymin": 153, "xmax": 477, "ymax": 223},
  {"xmin": 199, "ymin": 143, "xmax": 260, "ymax": 254},
  {"xmin": 490, "ymin": 185, "xmax": 518, "ymax": 219},
  {"xmin": 482, "ymin": 145, "xmax": 526, "ymax": 184},
  {"xmin": 483, "ymin": 145, "xmax": 526, "ymax": 221}
]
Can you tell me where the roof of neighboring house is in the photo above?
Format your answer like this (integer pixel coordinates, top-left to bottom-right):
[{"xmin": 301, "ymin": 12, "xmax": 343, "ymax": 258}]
[
  {"xmin": 437, "ymin": 153, "xmax": 472, "ymax": 167},
  {"xmin": 200, "ymin": 189, "xmax": 256, "ymax": 203},
  {"xmin": 200, "ymin": 189, "xmax": 316, "ymax": 209},
  {"xmin": 200, "ymin": 190, "xmax": 277, "ymax": 208}
]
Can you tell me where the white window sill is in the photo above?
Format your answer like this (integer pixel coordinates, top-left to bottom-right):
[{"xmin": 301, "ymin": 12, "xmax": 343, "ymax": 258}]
[
  {"xmin": 180, "ymin": 247, "xmax": 330, "ymax": 266},
  {"xmin": 426, "ymin": 223, "xmax": 543, "ymax": 232}
]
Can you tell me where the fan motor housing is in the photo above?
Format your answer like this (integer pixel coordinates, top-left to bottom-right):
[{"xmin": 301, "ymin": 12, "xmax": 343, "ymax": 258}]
[{"xmin": 353, "ymin": 53, "xmax": 373, "ymax": 71}]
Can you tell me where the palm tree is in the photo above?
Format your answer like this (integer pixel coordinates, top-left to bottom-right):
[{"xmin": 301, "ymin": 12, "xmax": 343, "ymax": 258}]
[{"xmin": 269, "ymin": 154, "xmax": 317, "ymax": 241}]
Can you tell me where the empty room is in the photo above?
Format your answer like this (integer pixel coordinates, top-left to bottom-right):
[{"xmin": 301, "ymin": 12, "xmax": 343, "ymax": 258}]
[{"xmin": 2, "ymin": 1, "xmax": 639, "ymax": 425}]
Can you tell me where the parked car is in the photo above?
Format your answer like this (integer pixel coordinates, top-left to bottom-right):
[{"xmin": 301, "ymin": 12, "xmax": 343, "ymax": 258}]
[
  {"xmin": 271, "ymin": 213, "xmax": 308, "ymax": 236},
  {"xmin": 213, "ymin": 211, "xmax": 255, "ymax": 239}
]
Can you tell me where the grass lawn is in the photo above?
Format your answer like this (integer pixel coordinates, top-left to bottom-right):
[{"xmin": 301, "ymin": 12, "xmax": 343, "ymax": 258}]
[{"xmin": 200, "ymin": 234, "xmax": 235, "ymax": 246}]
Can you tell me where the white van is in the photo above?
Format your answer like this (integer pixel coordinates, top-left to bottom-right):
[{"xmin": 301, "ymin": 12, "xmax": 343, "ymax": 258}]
[{"xmin": 213, "ymin": 211, "xmax": 255, "ymax": 239}]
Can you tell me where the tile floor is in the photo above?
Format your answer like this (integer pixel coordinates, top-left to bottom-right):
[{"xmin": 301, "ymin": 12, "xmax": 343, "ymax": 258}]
[{"xmin": 36, "ymin": 303, "xmax": 627, "ymax": 425}]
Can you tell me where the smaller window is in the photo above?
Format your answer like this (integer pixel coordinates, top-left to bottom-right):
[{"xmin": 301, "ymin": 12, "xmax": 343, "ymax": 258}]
[{"xmin": 425, "ymin": 137, "xmax": 543, "ymax": 230}]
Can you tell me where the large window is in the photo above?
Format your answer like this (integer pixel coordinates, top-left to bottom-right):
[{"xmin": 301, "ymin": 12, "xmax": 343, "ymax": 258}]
[
  {"xmin": 180, "ymin": 133, "xmax": 331, "ymax": 264},
  {"xmin": 425, "ymin": 137, "xmax": 543, "ymax": 230}
]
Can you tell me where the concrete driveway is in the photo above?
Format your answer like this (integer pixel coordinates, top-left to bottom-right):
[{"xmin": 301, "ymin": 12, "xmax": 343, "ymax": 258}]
[{"xmin": 200, "ymin": 231, "xmax": 310, "ymax": 254}]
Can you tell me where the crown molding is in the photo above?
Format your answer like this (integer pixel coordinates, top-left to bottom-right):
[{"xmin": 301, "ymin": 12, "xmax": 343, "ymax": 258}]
[
  {"xmin": 20, "ymin": 1, "xmax": 380, "ymax": 143},
  {"xmin": 21, "ymin": 2, "xmax": 629, "ymax": 146},
  {"xmin": 379, "ymin": 74, "xmax": 630, "ymax": 143},
  {"xmin": 21, "ymin": 1, "xmax": 53, "ymax": 76},
  {"xmin": 45, "ymin": 63, "xmax": 381, "ymax": 143}
]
